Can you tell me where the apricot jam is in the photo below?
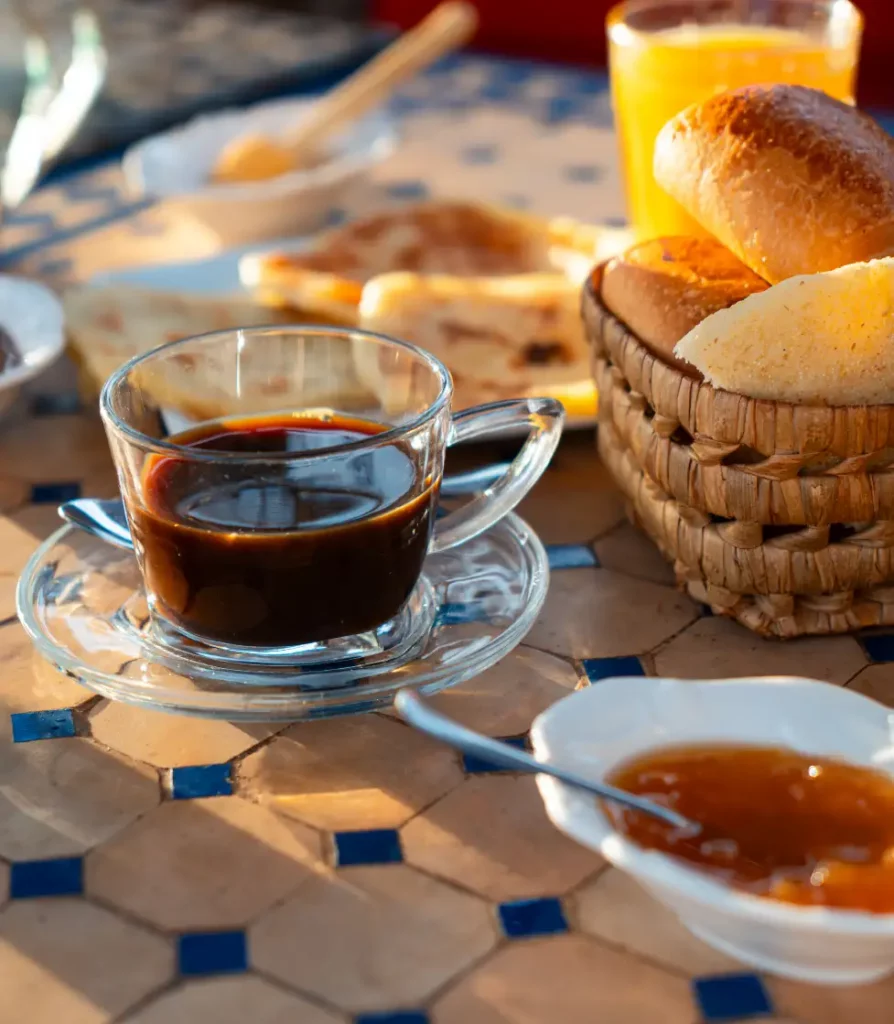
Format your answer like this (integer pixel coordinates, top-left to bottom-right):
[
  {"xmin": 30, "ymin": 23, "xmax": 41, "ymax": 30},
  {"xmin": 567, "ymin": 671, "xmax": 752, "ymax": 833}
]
[{"xmin": 605, "ymin": 744, "xmax": 894, "ymax": 913}]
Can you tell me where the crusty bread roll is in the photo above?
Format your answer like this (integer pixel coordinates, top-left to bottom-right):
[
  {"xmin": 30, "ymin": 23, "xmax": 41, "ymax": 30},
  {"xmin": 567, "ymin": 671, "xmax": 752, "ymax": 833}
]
[
  {"xmin": 674, "ymin": 257, "xmax": 894, "ymax": 405},
  {"xmin": 599, "ymin": 236, "xmax": 768, "ymax": 376},
  {"xmin": 654, "ymin": 85, "xmax": 894, "ymax": 284}
]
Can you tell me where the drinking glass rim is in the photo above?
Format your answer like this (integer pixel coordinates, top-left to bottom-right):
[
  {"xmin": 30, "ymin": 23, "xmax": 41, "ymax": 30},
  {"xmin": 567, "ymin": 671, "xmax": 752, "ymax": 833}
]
[
  {"xmin": 606, "ymin": 0, "xmax": 862, "ymax": 36},
  {"xmin": 100, "ymin": 323, "xmax": 454, "ymax": 463}
]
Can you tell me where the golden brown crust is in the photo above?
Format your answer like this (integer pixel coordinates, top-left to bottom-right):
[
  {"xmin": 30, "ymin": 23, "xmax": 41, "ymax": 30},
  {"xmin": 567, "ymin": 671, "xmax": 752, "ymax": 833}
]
[
  {"xmin": 599, "ymin": 236, "xmax": 768, "ymax": 376},
  {"xmin": 654, "ymin": 85, "xmax": 894, "ymax": 283}
]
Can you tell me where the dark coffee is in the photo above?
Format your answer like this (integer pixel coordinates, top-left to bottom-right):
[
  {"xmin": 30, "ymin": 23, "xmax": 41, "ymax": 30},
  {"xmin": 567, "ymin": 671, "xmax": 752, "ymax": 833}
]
[{"xmin": 130, "ymin": 412, "xmax": 439, "ymax": 647}]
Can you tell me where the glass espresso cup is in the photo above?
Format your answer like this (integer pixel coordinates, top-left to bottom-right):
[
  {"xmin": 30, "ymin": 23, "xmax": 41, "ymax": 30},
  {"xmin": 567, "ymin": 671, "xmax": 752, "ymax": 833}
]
[{"xmin": 100, "ymin": 326, "xmax": 563, "ymax": 659}]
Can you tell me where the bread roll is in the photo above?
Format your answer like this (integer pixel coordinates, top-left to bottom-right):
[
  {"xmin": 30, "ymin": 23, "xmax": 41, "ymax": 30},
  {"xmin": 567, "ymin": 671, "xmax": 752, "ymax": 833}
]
[
  {"xmin": 654, "ymin": 85, "xmax": 894, "ymax": 284},
  {"xmin": 674, "ymin": 257, "xmax": 894, "ymax": 405},
  {"xmin": 600, "ymin": 236, "xmax": 768, "ymax": 376}
]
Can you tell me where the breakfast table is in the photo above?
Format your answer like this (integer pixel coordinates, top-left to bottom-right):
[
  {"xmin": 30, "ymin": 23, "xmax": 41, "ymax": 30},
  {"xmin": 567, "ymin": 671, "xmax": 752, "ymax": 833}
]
[{"xmin": 1, "ymin": 51, "xmax": 894, "ymax": 1024}]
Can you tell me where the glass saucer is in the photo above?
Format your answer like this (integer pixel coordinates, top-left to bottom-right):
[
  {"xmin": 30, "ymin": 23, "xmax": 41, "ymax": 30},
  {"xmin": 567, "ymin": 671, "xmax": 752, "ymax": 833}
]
[{"xmin": 17, "ymin": 515, "xmax": 548, "ymax": 720}]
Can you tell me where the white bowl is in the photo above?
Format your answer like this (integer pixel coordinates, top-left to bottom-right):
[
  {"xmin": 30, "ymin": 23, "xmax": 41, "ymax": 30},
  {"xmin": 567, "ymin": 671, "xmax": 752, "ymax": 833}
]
[
  {"xmin": 0, "ymin": 275, "xmax": 65, "ymax": 417},
  {"xmin": 530, "ymin": 676, "xmax": 894, "ymax": 985},
  {"xmin": 122, "ymin": 97, "xmax": 397, "ymax": 245}
]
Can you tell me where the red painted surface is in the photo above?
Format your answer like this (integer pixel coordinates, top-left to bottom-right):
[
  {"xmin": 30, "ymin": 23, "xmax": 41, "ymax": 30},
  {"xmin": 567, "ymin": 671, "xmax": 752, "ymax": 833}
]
[{"xmin": 373, "ymin": 1, "xmax": 894, "ymax": 106}]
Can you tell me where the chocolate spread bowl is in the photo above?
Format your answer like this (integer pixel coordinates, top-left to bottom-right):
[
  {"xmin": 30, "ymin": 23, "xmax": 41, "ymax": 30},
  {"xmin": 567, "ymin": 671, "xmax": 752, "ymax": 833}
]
[{"xmin": 530, "ymin": 676, "xmax": 894, "ymax": 985}]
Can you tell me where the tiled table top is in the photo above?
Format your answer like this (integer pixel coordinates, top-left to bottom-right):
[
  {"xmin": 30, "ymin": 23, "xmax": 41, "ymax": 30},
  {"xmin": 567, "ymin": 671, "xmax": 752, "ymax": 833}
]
[{"xmin": 2, "ymin": 51, "xmax": 894, "ymax": 1024}]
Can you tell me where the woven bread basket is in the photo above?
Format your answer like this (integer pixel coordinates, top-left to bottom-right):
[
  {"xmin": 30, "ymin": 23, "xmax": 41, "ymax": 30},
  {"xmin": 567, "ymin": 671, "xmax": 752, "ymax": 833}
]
[{"xmin": 583, "ymin": 264, "xmax": 894, "ymax": 638}]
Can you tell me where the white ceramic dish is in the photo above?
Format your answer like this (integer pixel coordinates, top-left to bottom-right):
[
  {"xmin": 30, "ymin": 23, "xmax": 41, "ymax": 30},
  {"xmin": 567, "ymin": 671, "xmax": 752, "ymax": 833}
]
[
  {"xmin": 531, "ymin": 676, "xmax": 894, "ymax": 985},
  {"xmin": 122, "ymin": 96, "xmax": 397, "ymax": 244},
  {"xmin": 0, "ymin": 275, "xmax": 65, "ymax": 416}
]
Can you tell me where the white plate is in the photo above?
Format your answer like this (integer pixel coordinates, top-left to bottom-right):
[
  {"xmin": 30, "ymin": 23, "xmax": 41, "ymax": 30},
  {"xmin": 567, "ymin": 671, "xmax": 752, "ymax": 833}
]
[
  {"xmin": 122, "ymin": 97, "xmax": 397, "ymax": 245},
  {"xmin": 92, "ymin": 241, "xmax": 598, "ymax": 429},
  {"xmin": 0, "ymin": 275, "xmax": 65, "ymax": 413}
]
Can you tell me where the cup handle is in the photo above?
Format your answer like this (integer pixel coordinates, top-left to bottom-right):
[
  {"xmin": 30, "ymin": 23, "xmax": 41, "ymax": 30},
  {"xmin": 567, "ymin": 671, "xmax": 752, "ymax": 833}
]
[{"xmin": 430, "ymin": 397, "xmax": 564, "ymax": 554}]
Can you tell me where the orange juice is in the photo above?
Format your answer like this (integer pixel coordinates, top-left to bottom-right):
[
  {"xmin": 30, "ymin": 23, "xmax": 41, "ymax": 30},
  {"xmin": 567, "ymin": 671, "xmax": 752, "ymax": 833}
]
[{"xmin": 608, "ymin": 3, "xmax": 862, "ymax": 239}]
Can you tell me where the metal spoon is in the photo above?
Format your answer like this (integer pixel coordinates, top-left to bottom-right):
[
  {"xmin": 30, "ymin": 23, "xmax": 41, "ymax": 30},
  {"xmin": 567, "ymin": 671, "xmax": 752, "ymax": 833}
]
[
  {"xmin": 394, "ymin": 689, "xmax": 695, "ymax": 830},
  {"xmin": 58, "ymin": 462, "xmax": 511, "ymax": 553}
]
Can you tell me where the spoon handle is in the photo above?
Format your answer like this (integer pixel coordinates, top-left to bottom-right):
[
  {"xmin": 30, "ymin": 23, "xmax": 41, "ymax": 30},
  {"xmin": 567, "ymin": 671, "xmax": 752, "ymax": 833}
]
[
  {"xmin": 283, "ymin": 2, "xmax": 478, "ymax": 155},
  {"xmin": 394, "ymin": 690, "xmax": 691, "ymax": 829}
]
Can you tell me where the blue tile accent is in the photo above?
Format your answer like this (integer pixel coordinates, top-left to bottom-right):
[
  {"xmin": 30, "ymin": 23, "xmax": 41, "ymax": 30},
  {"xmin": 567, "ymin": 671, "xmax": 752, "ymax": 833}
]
[
  {"xmin": 31, "ymin": 392, "xmax": 81, "ymax": 416},
  {"xmin": 581, "ymin": 655, "xmax": 645, "ymax": 683},
  {"xmin": 602, "ymin": 215, "xmax": 629, "ymax": 229},
  {"xmin": 11, "ymin": 709, "xmax": 76, "ymax": 743},
  {"xmin": 30, "ymin": 482, "xmax": 81, "ymax": 504},
  {"xmin": 546, "ymin": 544, "xmax": 599, "ymax": 570},
  {"xmin": 543, "ymin": 95, "xmax": 577, "ymax": 124},
  {"xmin": 434, "ymin": 602, "xmax": 484, "ymax": 628},
  {"xmin": 389, "ymin": 94, "xmax": 429, "ymax": 116},
  {"xmin": 335, "ymin": 829, "xmax": 403, "ymax": 867},
  {"xmin": 61, "ymin": 183, "xmax": 124, "ymax": 204},
  {"xmin": 463, "ymin": 734, "xmax": 527, "ymax": 774},
  {"xmin": 478, "ymin": 79, "xmax": 517, "ymax": 103},
  {"xmin": 4, "ymin": 211, "xmax": 57, "ymax": 232},
  {"xmin": 861, "ymin": 633, "xmax": 894, "ymax": 662},
  {"xmin": 33, "ymin": 257, "xmax": 74, "ymax": 278},
  {"xmin": 171, "ymin": 764, "xmax": 232, "ymax": 800},
  {"xmin": 178, "ymin": 931, "xmax": 248, "ymax": 977},
  {"xmin": 566, "ymin": 70, "xmax": 609, "ymax": 95},
  {"xmin": 10, "ymin": 857, "xmax": 83, "ymax": 898},
  {"xmin": 460, "ymin": 144, "xmax": 499, "ymax": 165},
  {"xmin": 563, "ymin": 164, "xmax": 602, "ymax": 183},
  {"xmin": 385, "ymin": 180, "xmax": 430, "ymax": 200},
  {"xmin": 498, "ymin": 897, "xmax": 568, "ymax": 939},
  {"xmin": 355, "ymin": 1013, "xmax": 429, "ymax": 1024},
  {"xmin": 693, "ymin": 974, "xmax": 773, "ymax": 1022},
  {"xmin": 324, "ymin": 207, "xmax": 348, "ymax": 228}
]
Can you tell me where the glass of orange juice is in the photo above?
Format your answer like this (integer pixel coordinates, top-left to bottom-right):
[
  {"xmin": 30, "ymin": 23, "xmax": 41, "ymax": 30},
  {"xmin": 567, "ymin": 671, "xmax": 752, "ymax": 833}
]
[{"xmin": 608, "ymin": 0, "xmax": 863, "ymax": 240}]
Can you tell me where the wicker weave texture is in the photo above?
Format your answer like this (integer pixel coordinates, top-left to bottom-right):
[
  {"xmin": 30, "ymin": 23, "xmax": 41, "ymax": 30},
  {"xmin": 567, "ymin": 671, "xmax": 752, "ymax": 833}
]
[{"xmin": 584, "ymin": 268, "xmax": 894, "ymax": 638}]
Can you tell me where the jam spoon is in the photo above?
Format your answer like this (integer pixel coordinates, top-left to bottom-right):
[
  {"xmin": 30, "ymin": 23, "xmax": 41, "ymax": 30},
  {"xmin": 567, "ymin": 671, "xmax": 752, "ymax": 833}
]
[{"xmin": 394, "ymin": 689, "xmax": 695, "ymax": 830}]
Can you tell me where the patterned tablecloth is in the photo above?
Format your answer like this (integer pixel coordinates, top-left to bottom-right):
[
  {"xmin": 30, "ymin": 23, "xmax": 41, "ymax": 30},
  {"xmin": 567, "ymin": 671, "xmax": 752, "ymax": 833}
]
[{"xmin": 1, "ymin": 52, "xmax": 893, "ymax": 1024}]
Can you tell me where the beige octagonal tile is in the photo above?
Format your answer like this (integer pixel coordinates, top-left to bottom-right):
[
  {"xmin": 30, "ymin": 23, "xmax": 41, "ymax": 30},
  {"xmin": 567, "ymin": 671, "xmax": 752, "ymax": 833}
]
[
  {"xmin": 0, "ymin": 738, "xmax": 160, "ymax": 860},
  {"xmin": 769, "ymin": 975, "xmax": 894, "ymax": 1024},
  {"xmin": 86, "ymin": 797, "xmax": 323, "ymax": 930},
  {"xmin": 88, "ymin": 700, "xmax": 276, "ymax": 768},
  {"xmin": 0, "ymin": 474, "xmax": 28, "ymax": 515},
  {"xmin": 593, "ymin": 522, "xmax": 676, "ymax": 586},
  {"xmin": 0, "ymin": 898, "xmax": 173, "ymax": 1024},
  {"xmin": 122, "ymin": 976, "xmax": 344, "ymax": 1024},
  {"xmin": 0, "ymin": 622, "xmax": 92, "ymax": 712},
  {"xmin": 524, "ymin": 568, "xmax": 699, "ymax": 659},
  {"xmin": 421, "ymin": 646, "xmax": 582, "ymax": 737},
  {"xmin": 574, "ymin": 868, "xmax": 739, "ymax": 976},
  {"xmin": 402, "ymin": 775, "xmax": 602, "ymax": 901},
  {"xmin": 847, "ymin": 664, "xmax": 894, "ymax": 707},
  {"xmin": 0, "ymin": 508, "xmax": 61, "ymax": 575},
  {"xmin": 654, "ymin": 616, "xmax": 867, "ymax": 683},
  {"xmin": 237, "ymin": 716, "xmax": 463, "ymax": 831},
  {"xmin": 517, "ymin": 435, "xmax": 626, "ymax": 544},
  {"xmin": 432, "ymin": 934, "xmax": 694, "ymax": 1024},
  {"xmin": 0, "ymin": 574, "xmax": 17, "ymax": 622},
  {"xmin": 251, "ymin": 864, "xmax": 496, "ymax": 1013},
  {"xmin": 0, "ymin": 413, "xmax": 113, "ymax": 485}
]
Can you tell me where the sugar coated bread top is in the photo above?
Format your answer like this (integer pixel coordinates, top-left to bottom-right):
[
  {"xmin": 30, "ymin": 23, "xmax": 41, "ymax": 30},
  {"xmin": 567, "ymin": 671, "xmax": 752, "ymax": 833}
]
[{"xmin": 654, "ymin": 85, "xmax": 894, "ymax": 284}]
